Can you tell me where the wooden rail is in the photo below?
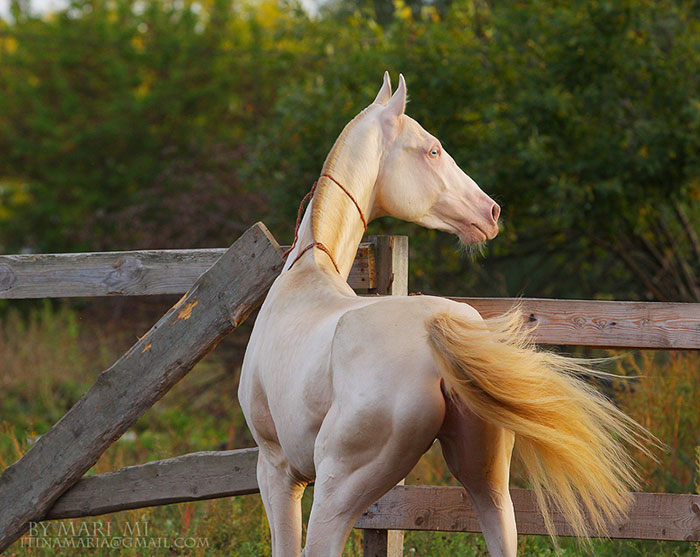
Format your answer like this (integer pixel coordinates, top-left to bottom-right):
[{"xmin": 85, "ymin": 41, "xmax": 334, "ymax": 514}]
[
  {"xmin": 42, "ymin": 448, "xmax": 700, "ymax": 542},
  {"xmin": 458, "ymin": 297, "xmax": 700, "ymax": 350},
  {"xmin": 357, "ymin": 485, "xmax": 700, "ymax": 542},
  {"xmin": 0, "ymin": 243, "xmax": 374, "ymax": 298},
  {"xmin": 47, "ymin": 449, "xmax": 259, "ymax": 519},
  {"xmin": 3, "ymin": 246, "xmax": 699, "ymax": 349}
]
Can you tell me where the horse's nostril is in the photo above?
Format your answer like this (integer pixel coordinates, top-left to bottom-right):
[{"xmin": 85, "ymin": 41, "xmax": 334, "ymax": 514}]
[{"xmin": 492, "ymin": 203, "xmax": 501, "ymax": 222}]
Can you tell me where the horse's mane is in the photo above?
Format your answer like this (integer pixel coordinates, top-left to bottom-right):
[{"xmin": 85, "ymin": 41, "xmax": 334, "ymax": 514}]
[{"xmin": 310, "ymin": 106, "xmax": 375, "ymax": 254}]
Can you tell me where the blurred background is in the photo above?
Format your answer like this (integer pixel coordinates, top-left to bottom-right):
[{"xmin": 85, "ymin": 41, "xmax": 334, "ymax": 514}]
[{"xmin": 1, "ymin": 0, "xmax": 699, "ymax": 554}]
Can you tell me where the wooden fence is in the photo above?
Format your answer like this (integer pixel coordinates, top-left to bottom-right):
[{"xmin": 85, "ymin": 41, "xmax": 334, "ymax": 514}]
[{"xmin": 1, "ymin": 231, "xmax": 699, "ymax": 555}]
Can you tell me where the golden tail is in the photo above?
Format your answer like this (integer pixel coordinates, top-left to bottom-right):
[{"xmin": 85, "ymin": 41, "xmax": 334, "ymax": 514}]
[{"xmin": 427, "ymin": 309, "xmax": 654, "ymax": 540}]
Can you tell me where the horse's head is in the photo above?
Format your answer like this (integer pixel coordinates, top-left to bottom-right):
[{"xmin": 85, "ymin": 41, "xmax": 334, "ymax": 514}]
[{"xmin": 371, "ymin": 73, "xmax": 500, "ymax": 244}]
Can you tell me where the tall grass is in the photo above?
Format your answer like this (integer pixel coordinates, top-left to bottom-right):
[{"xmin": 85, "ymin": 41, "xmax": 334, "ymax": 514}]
[
  {"xmin": 614, "ymin": 351, "xmax": 700, "ymax": 494},
  {"xmin": 1, "ymin": 306, "xmax": 698, "ymax": 555},
  {"xmin": 1, "ymin": 304, "xmax": 254, "ymax": 555}
]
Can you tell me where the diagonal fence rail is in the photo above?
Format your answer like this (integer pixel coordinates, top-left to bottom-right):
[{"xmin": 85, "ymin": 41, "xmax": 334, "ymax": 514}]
[{"xmin": 0, "ymin": 223, "xmax": 284, "ymax": 552}]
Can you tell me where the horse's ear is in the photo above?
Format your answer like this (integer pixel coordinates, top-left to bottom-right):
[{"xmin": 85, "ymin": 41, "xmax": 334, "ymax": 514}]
[
  {"xmin": 373, "ymin": 71, "xmax": 392, "ymax": 105},
  {"xmin": 383, "ymin": 73, "xmax": 406, "ymax": 122}
]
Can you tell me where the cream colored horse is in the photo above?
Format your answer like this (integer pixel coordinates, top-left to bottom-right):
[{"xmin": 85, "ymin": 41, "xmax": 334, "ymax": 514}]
[{"xmin": 240, "ymin": 74, "xmax": 646, "ymax": 556}]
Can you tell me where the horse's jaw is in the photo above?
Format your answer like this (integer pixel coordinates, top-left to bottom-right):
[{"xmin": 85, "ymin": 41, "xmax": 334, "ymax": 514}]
[
  {"xmin": 416, "ymin": 216, "xmax": 497, "ymax": 245},
  {"xmin": 414, "ymin": 187, "xmax": 500, "ymax": 245}
]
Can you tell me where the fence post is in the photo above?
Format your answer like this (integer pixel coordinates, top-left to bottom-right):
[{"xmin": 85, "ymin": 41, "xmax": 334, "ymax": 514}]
[
  {"xmin": 371, "ymin": 235, "xmax": 408, "ymax": 297},
  {"xmin": 363, "ymin": 235, "xmax": 408, "ymax": 557}
]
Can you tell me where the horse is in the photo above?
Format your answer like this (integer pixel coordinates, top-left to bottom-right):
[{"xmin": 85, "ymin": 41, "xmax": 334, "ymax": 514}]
[{"xmin": 239, "ymin": 73, "xmax": 649, "ymax": 556}]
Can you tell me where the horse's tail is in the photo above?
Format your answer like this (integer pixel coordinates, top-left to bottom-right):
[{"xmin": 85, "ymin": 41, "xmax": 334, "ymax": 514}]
[{"xmin": 427, "ymin": 309, "xmax": 654, "ymax": 541}]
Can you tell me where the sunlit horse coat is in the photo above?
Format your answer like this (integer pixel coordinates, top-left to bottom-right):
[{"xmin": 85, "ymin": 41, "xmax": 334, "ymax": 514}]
[{"xmin": 239, "ymin": 74, "xmax": 648, "ymax": 557}]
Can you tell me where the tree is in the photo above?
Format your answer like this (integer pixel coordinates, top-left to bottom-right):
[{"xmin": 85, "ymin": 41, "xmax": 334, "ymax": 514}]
[
  {"xmin": 1, "ymin": 0, "xmax": 699, "ymax": 302},
  {"xmin": 470, "ymin": 0, "xmax": 700, "ymax": 300},
  {"xmin": 0, "ymin": 0, "xmax": 257, "ymax": 251}
]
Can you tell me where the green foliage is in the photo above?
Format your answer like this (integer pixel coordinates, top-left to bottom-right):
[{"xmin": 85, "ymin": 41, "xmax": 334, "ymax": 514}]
[
  {"xmin": 470, "ymin": 0, "xmax": 700, "ymax": 300},
  {"xmin": 0, "ymin": 0, "xmax": 256, "ymax": 251},
  {"xmin": 1, "ymin": 0, "xmax": 699, "ymax": 300}
]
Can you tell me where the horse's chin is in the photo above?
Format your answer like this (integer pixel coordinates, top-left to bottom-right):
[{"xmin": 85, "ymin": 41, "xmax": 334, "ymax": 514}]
[
  {"xmin": 459, "ymin": 238, "xmax": 488, "ymax": 248},
  {"xmin": 457, "ymin": 223, "xmax": 490, "ymax": 245},
  {"xmin": 457, "ymin": 236, "xmax": 488, "ymax": 258},
  {"xmin": 419, "ymin": 217, "xmax": 496, "ymax": 244}
]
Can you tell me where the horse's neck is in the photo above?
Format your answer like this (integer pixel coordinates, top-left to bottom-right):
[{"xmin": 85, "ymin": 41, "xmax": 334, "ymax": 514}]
[{"xmin": 283, "ymin": 113, "xmax": 381, "ymax": 281}]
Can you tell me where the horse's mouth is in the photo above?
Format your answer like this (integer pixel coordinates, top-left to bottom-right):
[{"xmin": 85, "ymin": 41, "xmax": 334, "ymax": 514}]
[
  {"xmin": 470, "ymin": 224, "xmax": 488, "ymax": 242},
  {"xmin": 453, "ymin": 223, "xmax": 487, "ymax": 244},
  {"xmin": 429, "ymin": 212, "xmax": 496, "ymax": 244}
]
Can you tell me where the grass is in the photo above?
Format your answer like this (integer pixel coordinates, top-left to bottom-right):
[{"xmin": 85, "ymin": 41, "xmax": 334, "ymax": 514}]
[{"xmin": 1, "ymin": 304, "xmax": 699, "ymax": 555}]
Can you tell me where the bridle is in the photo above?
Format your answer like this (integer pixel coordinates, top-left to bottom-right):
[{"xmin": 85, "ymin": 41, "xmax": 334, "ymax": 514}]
[{"xmin": 283, "ymin": 174, "xmax": 368, "ymax": 274}]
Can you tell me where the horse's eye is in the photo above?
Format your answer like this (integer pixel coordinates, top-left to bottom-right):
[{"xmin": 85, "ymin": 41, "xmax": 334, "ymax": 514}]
[{"xmin": 428, "ymin": 147, "xmax": 440, "ymax": 158}]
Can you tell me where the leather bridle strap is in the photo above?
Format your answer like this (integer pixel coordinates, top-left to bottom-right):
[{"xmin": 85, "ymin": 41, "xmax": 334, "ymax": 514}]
[
  {"xmin": 290, "ymin": 241, "xmax": 340, "ymax": 274},
  {"xmin": 319, "ymin": 173, "xmax": 368, "ymax": 231},
  {"xmin": 284, "ymin": 174, "xmax": 367, "ymax": 274}
]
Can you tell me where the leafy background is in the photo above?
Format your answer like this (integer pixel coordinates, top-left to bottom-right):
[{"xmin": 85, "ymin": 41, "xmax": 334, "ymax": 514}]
[{"xmin": 1, "ymin": 0, "xmax": 699, "ymax": 554}]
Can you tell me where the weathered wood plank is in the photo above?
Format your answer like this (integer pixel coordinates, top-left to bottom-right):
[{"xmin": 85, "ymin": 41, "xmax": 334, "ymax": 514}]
[
  {"xmin": 370, "ymin": 235, "xmax": 408, "ymax": 296},
  {"xmin": 46, "ymin": 449, "xmax": 259, "ymax": 519},
  {"xmin": 36, "ymin": 449, "xmax": 700, "ymax": 543},
  {"xmin": 455, "ymin": 297, "xmax": 700, "ymax": 349},
  {"xmin": 0, "ymin": 242, "xmax": 373, "ymax": 298},
  {"xmin": 356, "ymin": 485, "xmax": 700, "ymax": 541},
  {"xmin": 0, "ymin": 223, "xmax": 284, "ymax": 552}
]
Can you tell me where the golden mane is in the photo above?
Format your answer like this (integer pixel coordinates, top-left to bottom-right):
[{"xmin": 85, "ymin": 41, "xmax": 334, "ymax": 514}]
[{"xmin": 310, "ymin": 107, "xmax": 373, "ymax": 258}]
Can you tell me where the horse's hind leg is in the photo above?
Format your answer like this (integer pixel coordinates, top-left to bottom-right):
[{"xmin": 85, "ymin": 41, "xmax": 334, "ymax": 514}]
[
  {"xmin": 303, "ymin": 445, "xmax": 426, "ymax": 557},
  {"xmin": 303, "ymin": 395, "xmax": 445, "ymax": 557},
  {"xmin": 257, "ymin": 451, "xmax": 307, "ymax": 557},
  {"xmin": 438, "ymin": 397, "xmax": 517, "ymax": 557}
]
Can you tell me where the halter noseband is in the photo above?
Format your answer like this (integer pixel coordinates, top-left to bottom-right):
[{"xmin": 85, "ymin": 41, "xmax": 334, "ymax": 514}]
[{"xmin": 283, "ymin": 174, "xmax": 368, "ymax": 274}]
